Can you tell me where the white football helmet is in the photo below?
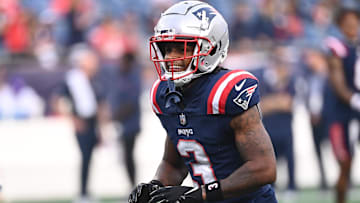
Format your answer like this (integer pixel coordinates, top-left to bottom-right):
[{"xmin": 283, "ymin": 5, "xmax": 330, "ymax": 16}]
[{"xmin": 150, "ymin": 0, "xmax": 229, "ymax": 86}]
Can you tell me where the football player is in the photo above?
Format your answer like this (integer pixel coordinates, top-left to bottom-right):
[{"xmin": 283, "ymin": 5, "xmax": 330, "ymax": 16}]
[
  {"xmin": 128, "ymin": 1, "xmax": 277, "ymax": 203},
  {"xmin": 324, "ymin": 8, "xmax": 360, "ymax": 203}
]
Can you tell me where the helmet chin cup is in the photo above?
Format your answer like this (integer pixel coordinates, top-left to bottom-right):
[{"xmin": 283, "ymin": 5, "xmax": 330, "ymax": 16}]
[{"xmin": 173, "ymin": 75, "xmax": 193, "ymax": 87}]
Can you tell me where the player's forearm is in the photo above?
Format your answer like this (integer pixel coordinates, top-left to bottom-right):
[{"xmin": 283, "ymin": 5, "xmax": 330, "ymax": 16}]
[
  {"xmin": 220, "ymin": 158, "xmax": 276, "ymax": 199},
  {"xmin": 224, "ymin": 107, "xmax": 277, "ymax": 199},
  {"xmin": 153, "ymin": 160, "xmax": 188, "ymax": 186}
]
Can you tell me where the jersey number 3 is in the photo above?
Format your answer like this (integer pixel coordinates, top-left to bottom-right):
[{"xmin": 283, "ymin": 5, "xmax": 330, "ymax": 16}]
[{"xmin": 177, "ymin": 139, "xmax": 217, "ymax": 184}]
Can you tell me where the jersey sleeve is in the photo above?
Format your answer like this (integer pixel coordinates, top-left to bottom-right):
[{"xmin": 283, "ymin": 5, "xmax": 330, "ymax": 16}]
[
  {"xmin": 150, "ymin": 79, "xmax": 163, "ymax": 114},
  {"xmin": 207, "ymin": 70, "xmax": 260, "ymax": 115}
]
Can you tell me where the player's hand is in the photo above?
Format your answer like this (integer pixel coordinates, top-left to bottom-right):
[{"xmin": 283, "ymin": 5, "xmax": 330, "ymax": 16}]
[
  {"xmin": 149, "ymin": 186, "xmax": 203, "ymax": 203},
  {"xmin": 128, "ymin": 180, "xmax": 164, "ymax": 203}
]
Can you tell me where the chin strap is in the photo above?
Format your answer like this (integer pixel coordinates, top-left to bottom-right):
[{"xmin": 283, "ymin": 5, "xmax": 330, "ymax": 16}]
[{"xmin": 165, "ymin": 79, "xmax": 183, "ymax": 109}]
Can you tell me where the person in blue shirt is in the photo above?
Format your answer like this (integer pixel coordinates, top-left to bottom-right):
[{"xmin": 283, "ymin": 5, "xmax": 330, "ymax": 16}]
[
  {"xmin": 107, "ymin": 51, "xmax": 142, "ymax": 187},
  {"xmin": 255, "ymin": 45, "xmax": 297, "ymax": 193},
  {"xmin": 301, "ymin": 47, "xmax": 329, "ymax": 190},
  {"xmin": 128, "ymin": 1, "xmax": 277, "ymax": 203}
]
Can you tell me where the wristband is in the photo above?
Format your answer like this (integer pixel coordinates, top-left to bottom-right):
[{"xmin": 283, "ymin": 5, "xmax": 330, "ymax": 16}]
[{"xmin": 204, "ymin": 181, "xmax": 223, "ymax": 201}]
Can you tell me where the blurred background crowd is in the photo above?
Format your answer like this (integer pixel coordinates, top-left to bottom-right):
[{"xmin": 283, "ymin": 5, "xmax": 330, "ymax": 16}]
[
  {"xmin": 1, "ymin": 0, "xmax": 360, "ymax": 202},
  {"xmin": 0, "ymin": 0, "xmax": 357, "ymax": 117}
]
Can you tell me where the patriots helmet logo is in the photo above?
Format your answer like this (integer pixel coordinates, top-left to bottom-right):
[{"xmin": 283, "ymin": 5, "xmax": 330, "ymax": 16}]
[
  {"xmin": 192, "ymin": 7, "xmax": 217, "ymax": 29},
  {"xmin": 233, "ymin": 84, "xmax": 258, "ymax": 110}
]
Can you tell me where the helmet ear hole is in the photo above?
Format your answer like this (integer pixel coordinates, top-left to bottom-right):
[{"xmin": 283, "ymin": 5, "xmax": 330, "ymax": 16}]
[
  {"xmin": 210, "ymin": 44, "xmax": 217, "ymax": 56},
  {"xmin": 197, "ymin": 58, "xmax": 207, "ymax": 72}
]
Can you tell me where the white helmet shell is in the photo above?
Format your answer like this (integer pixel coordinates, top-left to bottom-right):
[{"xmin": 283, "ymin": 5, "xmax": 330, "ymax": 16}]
[{"xmin": 150, "ymin": 0, "xmax": 229, "ymax": 86}]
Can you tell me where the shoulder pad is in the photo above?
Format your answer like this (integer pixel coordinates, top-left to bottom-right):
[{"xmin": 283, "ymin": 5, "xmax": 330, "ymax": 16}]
[
  {"xmin": 325, "ymin": 36, "xmax": 347, "ymax": 57},
  {"xmin": 207, "ymin": 70, "xmax": 259, "ymax": 114},
  {"xmin": 150, "ymin": 79, "xmax": 162, "ymax": 114}
]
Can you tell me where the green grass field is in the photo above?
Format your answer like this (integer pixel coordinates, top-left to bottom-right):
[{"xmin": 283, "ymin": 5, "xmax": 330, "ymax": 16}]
[
  {"xmin": 276, "ymin": 188, "xmax": 360, "ymax": 203},
  {"xmin": 8, "ymin": 187, "xmax": 360, "ymax": 203}
]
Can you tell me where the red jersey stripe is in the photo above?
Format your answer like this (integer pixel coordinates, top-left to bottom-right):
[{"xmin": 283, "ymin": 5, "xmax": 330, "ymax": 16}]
[
  {"xmin": 207, "ymin": 70, "xmax": 241, "ymax": 114},
  {"xmin": 150, "ymin": 79, "xmax": 162, "ymax": 114}
]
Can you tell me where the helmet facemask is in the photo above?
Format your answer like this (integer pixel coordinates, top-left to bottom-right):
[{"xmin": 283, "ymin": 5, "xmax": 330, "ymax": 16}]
[{"xmin": 150, "ymin": 35, "xmax": 214, "ymax": 86}]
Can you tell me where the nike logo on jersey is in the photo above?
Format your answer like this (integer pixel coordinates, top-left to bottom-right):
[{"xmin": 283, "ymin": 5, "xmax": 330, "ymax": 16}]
[
  {"xmin": 234, "ymin": 79, "xmax": 246, "ymax": 91},
  {"xmin": 233, "ymin": 84, "xmax": 258, "ymax": 110}
]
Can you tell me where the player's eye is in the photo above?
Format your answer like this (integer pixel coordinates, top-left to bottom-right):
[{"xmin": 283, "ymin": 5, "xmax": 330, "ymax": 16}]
[
  {"xmin": 164, "ymin": 47, "xmax": 173, "ymax": 54},
  {"xmin": 165, "ymin": 46, "xmax": 184, "ymax": 54},
  {"xmin": 185, "ymin": 43, "xmax": 195, "ymax": 53}
]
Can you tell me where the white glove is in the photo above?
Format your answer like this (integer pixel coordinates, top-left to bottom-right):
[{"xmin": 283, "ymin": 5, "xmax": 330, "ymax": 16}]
[{"xmin": 350, "ymin": 93, "xmax": 360, "ymax": 112}]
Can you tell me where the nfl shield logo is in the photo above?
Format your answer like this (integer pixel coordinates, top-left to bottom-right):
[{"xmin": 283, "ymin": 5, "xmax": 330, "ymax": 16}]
[{"xmin": 179, "ymin": 113, "xmax": 187, "ymax": 126}]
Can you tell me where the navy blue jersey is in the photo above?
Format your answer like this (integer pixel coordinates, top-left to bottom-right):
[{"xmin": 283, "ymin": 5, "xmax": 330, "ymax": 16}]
[
  {"xmin": 106, "ymin": 64, "xmax": 142, "ymax": 136},
  {"xmin": 324, "ymin": 35, "xmax": 360, "ymax": 120},
  {"xmin": 150, "ymin": 69, "xmax": 275, "ymax": 202},
  {"xmin": 326, "ymin": 36, "xmax": 360, "ymax": 92}
]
